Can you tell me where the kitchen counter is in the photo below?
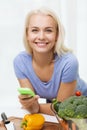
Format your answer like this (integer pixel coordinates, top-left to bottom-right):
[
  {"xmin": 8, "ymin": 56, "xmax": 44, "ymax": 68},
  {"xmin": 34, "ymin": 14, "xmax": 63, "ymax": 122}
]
[
  {"xmin": 0, "ymin": 106, "xmax": 64, "ymax": 130},
  {"xmin": 0, "ymin": 116, "xmax": 63, "ymax": 130}
]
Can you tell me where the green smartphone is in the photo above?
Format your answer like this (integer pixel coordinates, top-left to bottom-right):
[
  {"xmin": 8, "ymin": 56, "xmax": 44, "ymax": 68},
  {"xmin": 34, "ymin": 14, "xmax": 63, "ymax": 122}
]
[{"xmin": 17, "ymin": 87, "xmax": 35, "ymax": 97}]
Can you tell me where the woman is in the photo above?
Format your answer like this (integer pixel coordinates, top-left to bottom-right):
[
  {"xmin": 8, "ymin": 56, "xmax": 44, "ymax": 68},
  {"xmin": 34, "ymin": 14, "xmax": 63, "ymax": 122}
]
[{"xmin": 13, "ymin": 8, "xmax": 87, "ymax": 115}]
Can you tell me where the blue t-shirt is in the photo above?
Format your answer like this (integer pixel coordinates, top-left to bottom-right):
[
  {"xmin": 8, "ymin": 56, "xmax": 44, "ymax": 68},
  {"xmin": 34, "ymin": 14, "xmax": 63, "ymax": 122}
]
[{"xmin": 13, "ymin": 51, "xmax": 87, "ymax": 99}]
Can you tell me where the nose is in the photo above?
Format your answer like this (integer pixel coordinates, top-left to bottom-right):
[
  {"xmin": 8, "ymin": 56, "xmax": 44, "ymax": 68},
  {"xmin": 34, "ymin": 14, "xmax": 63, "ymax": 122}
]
[{"xmin": 38, "ymin": 31, "xmax": 45, "ymax": 40}]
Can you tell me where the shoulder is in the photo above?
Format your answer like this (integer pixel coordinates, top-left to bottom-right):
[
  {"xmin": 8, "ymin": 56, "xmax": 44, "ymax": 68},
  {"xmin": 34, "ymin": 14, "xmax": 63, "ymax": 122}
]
[
  {"xmin": 13, "ymin": 51, "xmax": 32, "ymax": 63},
  {"xmin": 59, "ymin": 53, "xmax": 79, "ymax": 82},
  {"xmin": 13, "ymin": 51, "xmax": 32, "ymax": 78},
  {"xmin": 55, "ymin": 52, "xmax": 79, "ymax": 76},
  {"xmin": 62, "ymin": 52, "xmax": 78, "ymax": 62},
  {"xmin": 56, "ymin": 52, "xmax": 79, "ymax": 67},
  {"xmin": 62, "ymin": 53, "xmax": 79, "ymax": 77},
  {"xmin": 61, "ymin": 52, "xmax": 79, "ymax": 67}
]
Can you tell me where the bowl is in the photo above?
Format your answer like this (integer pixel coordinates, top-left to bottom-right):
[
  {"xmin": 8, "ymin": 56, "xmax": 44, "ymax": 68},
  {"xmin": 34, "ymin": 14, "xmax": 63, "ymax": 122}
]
[{"xmin": 50, "ymin": 103, "xmax": 87, "ymax": 130}]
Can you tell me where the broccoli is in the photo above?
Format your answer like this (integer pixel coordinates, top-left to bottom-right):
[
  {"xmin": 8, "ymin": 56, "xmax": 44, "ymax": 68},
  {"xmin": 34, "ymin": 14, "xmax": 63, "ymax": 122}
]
[
  {"xmin": 83, "ymin": 98, "xmax": 87, "ymax": 106},
  {"xmin": 52, "ymin": 95, "xmax": 87, "ymax": 130},
  {"xmin": 74, "ymin": 105, "xmax": 87, "ymax": 118},
  {"xmin": 52, "ymin": 99, "xmax": 61, "ymax": 112},
  {"xmin": 54, "ymin": 96, "xmax": 87, "ymax": 119}
]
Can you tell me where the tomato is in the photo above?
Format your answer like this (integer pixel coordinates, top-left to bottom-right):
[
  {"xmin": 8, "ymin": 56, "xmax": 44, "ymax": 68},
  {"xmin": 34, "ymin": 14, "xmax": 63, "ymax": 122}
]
[{"xmin": 75, "ymin": 91, "xmax": 82, "ymax": 96}]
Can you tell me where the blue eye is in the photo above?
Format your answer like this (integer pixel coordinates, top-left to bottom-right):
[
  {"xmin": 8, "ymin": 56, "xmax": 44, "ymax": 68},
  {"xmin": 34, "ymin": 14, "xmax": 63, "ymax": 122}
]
[
  {"xmin": 32, "ymin": 29, "xmax": 38, "ymax": 32},
  {"xmin": 46, "ymin": 29, "xmax": 52, "ymax": 32}
]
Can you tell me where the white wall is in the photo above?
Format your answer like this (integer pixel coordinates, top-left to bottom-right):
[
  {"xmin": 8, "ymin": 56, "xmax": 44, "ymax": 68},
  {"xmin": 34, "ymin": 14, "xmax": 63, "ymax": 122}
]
[
  {"xmin": 77, "ymin": 0, "xmax": 87, "ymax": 81},
  {"xmin": 0, "ymin": 0, "xmax": 87, "ymax": 107}
]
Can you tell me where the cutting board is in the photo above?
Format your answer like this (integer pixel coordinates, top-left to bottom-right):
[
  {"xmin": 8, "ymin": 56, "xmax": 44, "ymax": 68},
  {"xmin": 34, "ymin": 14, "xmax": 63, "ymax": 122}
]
[{"xmin": 0, "ymin": 116, "xmax": 64, "ymax": 130}]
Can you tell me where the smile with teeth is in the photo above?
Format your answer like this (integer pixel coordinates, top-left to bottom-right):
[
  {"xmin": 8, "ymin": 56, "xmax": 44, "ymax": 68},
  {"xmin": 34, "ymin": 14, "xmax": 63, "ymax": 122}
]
[{"xmin": 35, "ymin": 42, "xmax": 48, "ymax": 47}]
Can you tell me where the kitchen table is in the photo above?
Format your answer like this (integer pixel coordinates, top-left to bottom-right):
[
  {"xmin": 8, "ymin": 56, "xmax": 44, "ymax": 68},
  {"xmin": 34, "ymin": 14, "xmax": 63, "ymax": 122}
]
[{"xmin": 0, "ymin": 116, "xmax": 64, "ymax": 130}]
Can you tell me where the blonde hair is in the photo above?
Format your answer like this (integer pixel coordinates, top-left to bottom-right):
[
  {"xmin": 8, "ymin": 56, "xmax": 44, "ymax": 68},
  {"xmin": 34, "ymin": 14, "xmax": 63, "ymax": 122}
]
[{"xmin": 23, "ymin": 8, "xmax": 71, "ymax": 57}]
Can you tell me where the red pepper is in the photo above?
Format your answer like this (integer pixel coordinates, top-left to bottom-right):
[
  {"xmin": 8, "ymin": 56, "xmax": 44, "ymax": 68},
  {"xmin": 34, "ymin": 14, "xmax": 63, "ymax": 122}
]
[{"xmin": 75, "ymin": 91, "xmax": 82, "ymax": 96}]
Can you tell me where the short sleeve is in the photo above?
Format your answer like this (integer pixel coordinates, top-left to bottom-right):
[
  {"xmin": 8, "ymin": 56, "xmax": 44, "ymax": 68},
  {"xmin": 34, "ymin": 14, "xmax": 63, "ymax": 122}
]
[
  {"xmin": 13, "ymin": 55, "xmax": 27, "ymax": 79},
  {"xmin": 61, "ymin": 54, "xmax": 79, "ymax": 83}
]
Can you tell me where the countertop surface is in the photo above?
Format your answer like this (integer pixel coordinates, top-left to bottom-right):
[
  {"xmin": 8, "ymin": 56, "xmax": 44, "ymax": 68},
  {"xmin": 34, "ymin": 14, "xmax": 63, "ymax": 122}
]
[
  {"xmin": 0, "ymin": 106, "xmax": 62, "ymax": 130},
  {"xmin": 0, "ymin": 116, "xmax": 63, "ymax": 130},
  {"xmin": 0, "ymin": 107, "xmax": 77, "ymax": 130},
  {"xmin": 0, "ymin": 106, "xmax": 58, "ymax": 123}
]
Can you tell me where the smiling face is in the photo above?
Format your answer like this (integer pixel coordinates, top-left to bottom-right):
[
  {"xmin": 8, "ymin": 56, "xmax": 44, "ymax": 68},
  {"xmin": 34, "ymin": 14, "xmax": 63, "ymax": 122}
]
[{"xmin": 26, "ymin": 14, "xmax": 58, "ymax": 54}]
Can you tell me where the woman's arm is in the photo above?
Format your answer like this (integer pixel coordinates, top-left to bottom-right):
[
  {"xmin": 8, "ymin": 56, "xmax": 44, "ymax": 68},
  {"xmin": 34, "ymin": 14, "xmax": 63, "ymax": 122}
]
[
  {"xmin": 39, "ymin": 80, "xmax": 77, "ymax": 115},
  {"xmin": 57, "ymin": 80, "xmax": 77, "ymax": 102},
  {"xmin": 18, "ymin": 78, "xmax": 54, "ymax": 115},
  {"xmin": 17, "ymin": 78, "xmax": 77, "ymax": 115},
  {"xmin": 18, "ymin": 78, "xmax": 34, "ymax": 91}
]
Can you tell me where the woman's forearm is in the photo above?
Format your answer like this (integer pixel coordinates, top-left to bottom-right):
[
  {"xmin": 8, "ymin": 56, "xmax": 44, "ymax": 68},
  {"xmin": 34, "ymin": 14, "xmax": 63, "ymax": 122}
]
[
  {"xmin": 39, "ymin": 103, "xmax": 54, "ymax": 115},
  {"xmin": 27, "ymin": 102, "xmax": 54, "ymax": 115}
]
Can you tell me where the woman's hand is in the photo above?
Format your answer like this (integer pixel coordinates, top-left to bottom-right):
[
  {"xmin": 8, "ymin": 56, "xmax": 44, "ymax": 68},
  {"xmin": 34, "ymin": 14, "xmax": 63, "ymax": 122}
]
[{"xmin": 18, "ymin": 94, "xmax": 40, "ymax": 113}]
